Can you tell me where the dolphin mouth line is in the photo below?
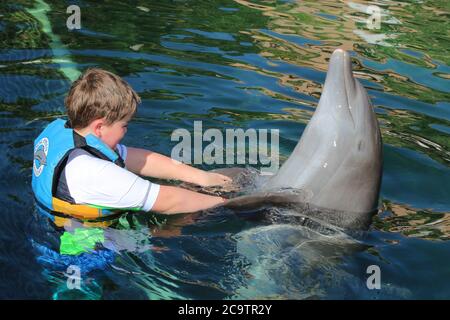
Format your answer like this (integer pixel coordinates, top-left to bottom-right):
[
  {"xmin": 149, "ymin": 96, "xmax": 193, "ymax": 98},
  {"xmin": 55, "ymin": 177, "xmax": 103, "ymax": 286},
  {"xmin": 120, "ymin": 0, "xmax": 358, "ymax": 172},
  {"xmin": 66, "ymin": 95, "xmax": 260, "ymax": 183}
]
[{"xmin": 342, "ymin": 55, "xmax": 356, "ymax": 129}]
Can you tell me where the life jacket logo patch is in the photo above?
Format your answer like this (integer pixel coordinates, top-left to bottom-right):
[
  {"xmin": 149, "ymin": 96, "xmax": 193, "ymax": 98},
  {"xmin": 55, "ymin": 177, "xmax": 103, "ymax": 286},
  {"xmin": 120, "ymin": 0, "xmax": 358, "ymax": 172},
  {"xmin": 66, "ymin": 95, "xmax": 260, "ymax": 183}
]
[{"xmin": 34, "ymin": 137, "xmax": 49, "ymax": 177}]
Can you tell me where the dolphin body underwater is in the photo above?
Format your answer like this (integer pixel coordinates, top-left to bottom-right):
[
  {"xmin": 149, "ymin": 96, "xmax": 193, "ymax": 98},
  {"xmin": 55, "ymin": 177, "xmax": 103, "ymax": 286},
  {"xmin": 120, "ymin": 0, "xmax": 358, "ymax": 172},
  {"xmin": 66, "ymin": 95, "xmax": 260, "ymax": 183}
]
[
  {"xmin": 198, "ymin": 49, "xmax": 385, "ymax": 298},
  {"xmin": 218, "ymin": 48, "xmax": 383, "ymax": 231}
]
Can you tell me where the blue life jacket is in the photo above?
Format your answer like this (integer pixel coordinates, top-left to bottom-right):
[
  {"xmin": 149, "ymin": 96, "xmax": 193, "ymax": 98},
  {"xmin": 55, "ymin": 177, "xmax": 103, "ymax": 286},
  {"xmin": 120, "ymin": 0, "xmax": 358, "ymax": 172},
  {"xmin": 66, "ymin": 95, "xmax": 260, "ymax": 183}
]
[{"xmin": 32, "ymin": 118, "xmax": 128, "ymax": 220}]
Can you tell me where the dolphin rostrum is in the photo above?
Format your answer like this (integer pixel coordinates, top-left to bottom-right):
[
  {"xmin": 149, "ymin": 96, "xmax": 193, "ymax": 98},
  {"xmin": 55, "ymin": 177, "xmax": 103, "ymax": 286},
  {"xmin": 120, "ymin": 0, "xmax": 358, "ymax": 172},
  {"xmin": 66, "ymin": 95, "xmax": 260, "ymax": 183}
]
[{"xmin": 221, "ymin": 48, "xmax": 383, "ymax": 230}]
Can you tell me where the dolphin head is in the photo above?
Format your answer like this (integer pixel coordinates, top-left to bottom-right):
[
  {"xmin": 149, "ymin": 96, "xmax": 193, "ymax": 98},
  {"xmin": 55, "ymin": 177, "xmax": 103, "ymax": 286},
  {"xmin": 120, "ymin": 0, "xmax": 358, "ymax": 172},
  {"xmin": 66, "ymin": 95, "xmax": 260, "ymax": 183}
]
[{"xmin": 264, "ymin": 48, "xmax": 383, "ymax": 215}]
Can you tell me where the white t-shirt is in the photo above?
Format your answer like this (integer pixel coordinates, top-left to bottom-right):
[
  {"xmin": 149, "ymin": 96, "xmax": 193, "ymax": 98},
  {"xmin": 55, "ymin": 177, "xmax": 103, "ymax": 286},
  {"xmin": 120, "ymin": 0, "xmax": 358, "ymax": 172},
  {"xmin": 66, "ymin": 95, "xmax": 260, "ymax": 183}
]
[{"xmin": 63, "ymin": 144, "xmax": 160, "ymax": 211}]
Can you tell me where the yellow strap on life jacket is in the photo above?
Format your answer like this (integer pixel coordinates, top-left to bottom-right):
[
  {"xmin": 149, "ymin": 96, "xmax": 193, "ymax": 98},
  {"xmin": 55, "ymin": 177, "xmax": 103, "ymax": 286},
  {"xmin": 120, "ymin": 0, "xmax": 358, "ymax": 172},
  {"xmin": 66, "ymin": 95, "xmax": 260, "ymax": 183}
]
[
  {"xmin": 52, "ymin": 197, "xmax": 101, "ymax": 219},
  {"xmin": 53, "ymin": 215, "xmax": 113, "ymax": 228}
]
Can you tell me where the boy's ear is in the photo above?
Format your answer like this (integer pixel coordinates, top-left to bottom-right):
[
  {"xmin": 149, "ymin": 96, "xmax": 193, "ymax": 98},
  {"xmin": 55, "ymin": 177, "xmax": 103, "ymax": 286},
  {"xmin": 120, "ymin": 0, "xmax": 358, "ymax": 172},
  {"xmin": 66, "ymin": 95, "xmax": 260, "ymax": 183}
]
[{"xmin": 91, "ymin": 118, "xmax": 106, "ymax": 137}]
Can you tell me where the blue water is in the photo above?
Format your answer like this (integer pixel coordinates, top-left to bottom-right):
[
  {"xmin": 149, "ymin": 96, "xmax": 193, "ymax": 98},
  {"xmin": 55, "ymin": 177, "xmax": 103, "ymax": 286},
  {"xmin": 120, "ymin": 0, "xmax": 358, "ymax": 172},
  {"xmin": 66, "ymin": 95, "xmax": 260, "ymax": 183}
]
[{"xmin": 0, "ymin": 0, "xmax": 449, "ymax": 299}]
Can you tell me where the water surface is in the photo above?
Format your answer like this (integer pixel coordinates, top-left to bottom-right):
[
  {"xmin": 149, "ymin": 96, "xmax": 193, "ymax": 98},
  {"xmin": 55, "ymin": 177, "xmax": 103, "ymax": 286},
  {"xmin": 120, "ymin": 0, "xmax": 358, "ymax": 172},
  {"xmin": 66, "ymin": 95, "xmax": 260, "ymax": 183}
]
[{"xmin": 0, "ymin": 0, "xmax": 449, "ymax": 299}]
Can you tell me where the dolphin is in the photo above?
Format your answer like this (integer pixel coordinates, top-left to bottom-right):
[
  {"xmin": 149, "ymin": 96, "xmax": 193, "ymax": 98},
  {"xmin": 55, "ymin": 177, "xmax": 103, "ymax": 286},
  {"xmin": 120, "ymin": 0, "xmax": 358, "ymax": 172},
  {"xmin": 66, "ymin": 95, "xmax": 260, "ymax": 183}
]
[{"xmin": 220, "ymin": 48, "xmax": 383, "ymax": 230}]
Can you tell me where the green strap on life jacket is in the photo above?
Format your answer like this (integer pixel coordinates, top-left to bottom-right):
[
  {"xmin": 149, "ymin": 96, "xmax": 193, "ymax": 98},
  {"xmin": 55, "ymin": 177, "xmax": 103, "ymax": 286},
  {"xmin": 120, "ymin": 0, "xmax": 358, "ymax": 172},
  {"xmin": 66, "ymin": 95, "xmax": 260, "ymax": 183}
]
[{"xmin": 60, "ymin": 228, "xmax": 105, "ymax": 255}]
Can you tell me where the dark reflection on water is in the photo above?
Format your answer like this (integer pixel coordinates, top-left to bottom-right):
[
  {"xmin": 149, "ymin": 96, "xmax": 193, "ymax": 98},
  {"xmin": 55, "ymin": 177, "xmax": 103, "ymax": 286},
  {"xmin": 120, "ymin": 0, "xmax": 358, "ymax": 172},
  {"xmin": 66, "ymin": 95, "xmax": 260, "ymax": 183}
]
[{"xmin": 0, "ymin": 0, "xmax": 449, "ymax": 299}]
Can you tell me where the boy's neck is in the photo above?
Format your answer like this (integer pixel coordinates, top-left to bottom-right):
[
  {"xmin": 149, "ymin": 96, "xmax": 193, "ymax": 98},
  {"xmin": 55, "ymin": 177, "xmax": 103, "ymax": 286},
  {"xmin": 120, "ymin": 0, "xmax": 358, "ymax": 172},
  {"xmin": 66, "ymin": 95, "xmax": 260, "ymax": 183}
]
[{"xmin": 74, "ymin": 127, "xmax": 93, "ymax": 137}]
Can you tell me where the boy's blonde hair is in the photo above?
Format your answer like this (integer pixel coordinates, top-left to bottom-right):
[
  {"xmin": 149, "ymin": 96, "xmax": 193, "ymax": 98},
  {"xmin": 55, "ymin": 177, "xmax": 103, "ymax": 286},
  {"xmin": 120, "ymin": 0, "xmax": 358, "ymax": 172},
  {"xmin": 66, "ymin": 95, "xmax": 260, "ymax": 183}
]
[{"xmin": 65, "ymin": 68, "xmax": 141, "ymax": 128}]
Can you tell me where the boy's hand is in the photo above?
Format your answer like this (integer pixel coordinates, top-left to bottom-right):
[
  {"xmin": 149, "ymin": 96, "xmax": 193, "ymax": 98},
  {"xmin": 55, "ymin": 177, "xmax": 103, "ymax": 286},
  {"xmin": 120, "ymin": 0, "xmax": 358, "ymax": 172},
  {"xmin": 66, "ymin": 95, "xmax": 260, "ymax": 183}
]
[{"xmin": 199, "ymin": 171, "xmax": 232, "ymax": 187}]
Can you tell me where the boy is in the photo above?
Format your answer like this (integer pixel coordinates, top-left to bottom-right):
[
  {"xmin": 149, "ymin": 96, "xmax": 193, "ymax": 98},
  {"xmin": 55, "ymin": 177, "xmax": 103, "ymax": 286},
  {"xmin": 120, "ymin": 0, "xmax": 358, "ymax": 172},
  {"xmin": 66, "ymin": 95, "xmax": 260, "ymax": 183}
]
[{"xmin": 32, "ymin": 68, "xmax": 231, "ymax": 220}]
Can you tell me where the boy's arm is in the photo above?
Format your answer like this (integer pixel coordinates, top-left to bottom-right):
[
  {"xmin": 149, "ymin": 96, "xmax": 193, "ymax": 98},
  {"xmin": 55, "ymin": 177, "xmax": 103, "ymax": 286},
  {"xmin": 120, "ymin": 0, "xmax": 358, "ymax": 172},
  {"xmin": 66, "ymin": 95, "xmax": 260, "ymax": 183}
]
[
  {"xmin": 151, "ymin": 185, "xmax": 225, "ymax": 214},
  {"xmin": 125, "ymin": 147, "xmax": 231, "ymax": 187}
]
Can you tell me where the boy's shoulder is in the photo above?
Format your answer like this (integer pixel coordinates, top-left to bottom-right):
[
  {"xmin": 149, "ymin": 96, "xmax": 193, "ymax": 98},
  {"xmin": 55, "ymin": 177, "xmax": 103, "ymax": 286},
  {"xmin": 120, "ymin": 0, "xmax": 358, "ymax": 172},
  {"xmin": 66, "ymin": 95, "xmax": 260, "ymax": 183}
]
[
  {"xmin": 66, "ymin": 148, "xmax": 111, "ymax": 176},
  {"xmin": 64, "ymin": 144, "xmax": 127, "ymax": 178},
  {"xmin": 67, "ymin": 143, "xmax": 127, "ymax": 162}
]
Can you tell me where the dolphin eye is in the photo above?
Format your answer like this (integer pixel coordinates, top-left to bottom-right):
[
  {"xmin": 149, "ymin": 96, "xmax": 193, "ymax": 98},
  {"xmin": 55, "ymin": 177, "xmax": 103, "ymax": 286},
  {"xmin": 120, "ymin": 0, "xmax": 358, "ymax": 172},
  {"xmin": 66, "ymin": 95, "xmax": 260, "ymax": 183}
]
[{"xmin": 358, "ymin": 140, "xmax": 364, "ymax": 151}]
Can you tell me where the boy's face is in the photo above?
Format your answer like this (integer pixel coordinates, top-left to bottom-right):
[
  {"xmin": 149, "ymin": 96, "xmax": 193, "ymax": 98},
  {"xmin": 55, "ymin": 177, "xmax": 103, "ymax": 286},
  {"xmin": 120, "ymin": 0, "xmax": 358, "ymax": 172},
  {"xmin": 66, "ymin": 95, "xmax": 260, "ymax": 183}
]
[{"xmin": 99, "ymin": 116, "xmax": 131, "ymax": 149}]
